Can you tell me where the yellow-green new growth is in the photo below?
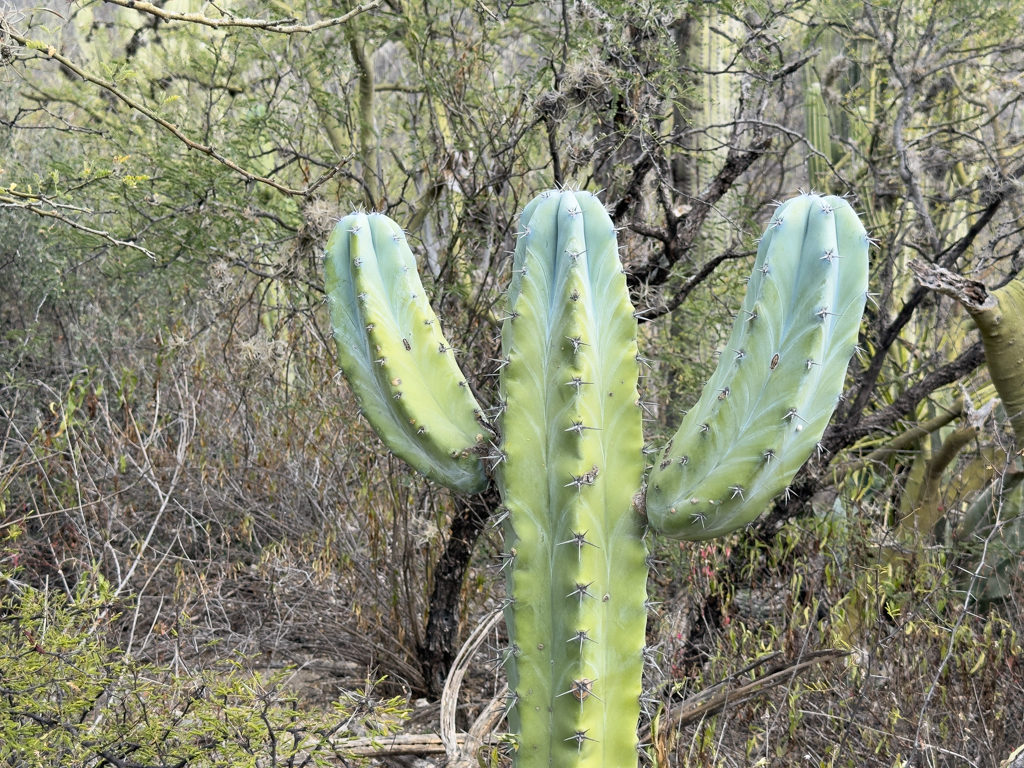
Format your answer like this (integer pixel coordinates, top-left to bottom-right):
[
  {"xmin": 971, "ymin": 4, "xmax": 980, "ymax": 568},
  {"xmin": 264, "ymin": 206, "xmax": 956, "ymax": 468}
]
[{"xmin": 324, "ymin": 212, "xmax": 488, "ymax": 493}]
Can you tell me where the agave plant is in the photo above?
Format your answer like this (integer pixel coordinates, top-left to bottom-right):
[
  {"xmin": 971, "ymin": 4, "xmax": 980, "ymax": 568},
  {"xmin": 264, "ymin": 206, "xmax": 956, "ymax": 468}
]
[{"xmin": 323, "ymin": 189, "xmax": 869, "ymax": 768}]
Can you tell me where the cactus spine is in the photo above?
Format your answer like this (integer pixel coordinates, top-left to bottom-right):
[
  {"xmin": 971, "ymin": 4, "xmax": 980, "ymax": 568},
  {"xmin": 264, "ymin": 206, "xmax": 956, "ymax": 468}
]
[{"xmin": 324, "ymin": 191, "xmax": 869, "ymax": 768}]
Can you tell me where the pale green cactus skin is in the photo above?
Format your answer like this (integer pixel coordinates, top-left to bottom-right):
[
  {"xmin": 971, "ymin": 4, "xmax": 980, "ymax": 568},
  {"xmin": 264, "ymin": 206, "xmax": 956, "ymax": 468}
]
[
  {"xmin": 645, "ymin": 194, "xmax": 869, "ymax": 540},
  {"xmin": 323, "ymin": 191, "xmax": 869, "ymax": 768},
  {"xmin": 497, "ymin": 190, "xmax": 647, "ymax": 768},
  {"xmin": 324, "ymin": 212, "xmax": 488, "ymax": 493}
]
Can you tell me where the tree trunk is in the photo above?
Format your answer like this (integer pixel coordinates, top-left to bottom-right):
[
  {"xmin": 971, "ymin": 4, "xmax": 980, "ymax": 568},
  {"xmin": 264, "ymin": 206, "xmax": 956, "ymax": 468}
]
[{"xmin": 419, "ymin": 486, "xmax": 500, "ymax": 697}]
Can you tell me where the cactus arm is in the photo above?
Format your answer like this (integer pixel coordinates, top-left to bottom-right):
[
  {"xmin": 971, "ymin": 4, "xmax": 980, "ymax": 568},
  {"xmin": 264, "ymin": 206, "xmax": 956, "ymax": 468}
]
[
  {"xmin": 646, "ymin": 194, "xmax": 869, "ymax": 540},
  {"xmin": 972, "ymin": 278, "xmax": 1024, "ymax": 444},
  {"xmin": 324, "ymin": 212, "xmax": 488, "ymax": 493},
  {"xmin": 499, "ymin": 191, "xmax": 647, "ymax": 768}
]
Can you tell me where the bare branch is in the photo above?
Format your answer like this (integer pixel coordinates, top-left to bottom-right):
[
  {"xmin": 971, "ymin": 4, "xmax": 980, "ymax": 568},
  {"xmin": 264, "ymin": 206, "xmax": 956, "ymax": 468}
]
[
  {"xmin": 642, "ymin": 649, "xmax": 846, "ymax": 736},
  {"xmin": 1, "ymin": 193, "xmax": 157, "ymax": 259},
  {"xmin": 627, "ymin": 135, "xmax": 771, "ymax": 291},
  {"xmin": 829, "ymin": 341, "xmax": 987, "ymax": 454},
  {"xmin": 834, "ymin": 398, "xmax": 964, "ymax": 480},
  {"xmin": 634, "ymin": 248, "xmax": 754, "ymax": 323},
  {"xmin": 609, "ymin": 152, "xmax": 654, "ymax": 222},
  {"xmin": 100, "ymin": 0, "xmax": 378, "ymax": 34},
  {"xmin": 626, "ymin": 221, "xmax": 669, "ymax": 243},
  {"xmin": 7, "ymin": 31, "xmax": 346, "ymax": 197},
  {"xmin": 842, "ymin": 169, "xmax": 1020, "ymax": 426}
]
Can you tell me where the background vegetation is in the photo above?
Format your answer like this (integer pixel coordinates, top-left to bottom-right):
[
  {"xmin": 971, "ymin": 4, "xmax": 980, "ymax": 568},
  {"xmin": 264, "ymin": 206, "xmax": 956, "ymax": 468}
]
[{"xmin": 2, "ymin": 0, "xmax": 1024, "ymax": 765}]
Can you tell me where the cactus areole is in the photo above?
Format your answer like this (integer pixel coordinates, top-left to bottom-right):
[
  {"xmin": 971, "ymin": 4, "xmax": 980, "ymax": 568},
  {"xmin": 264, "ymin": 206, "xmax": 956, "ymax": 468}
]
[{"xmin": 324, "ymin": 191, "xmax": 869, "ymax": 768}]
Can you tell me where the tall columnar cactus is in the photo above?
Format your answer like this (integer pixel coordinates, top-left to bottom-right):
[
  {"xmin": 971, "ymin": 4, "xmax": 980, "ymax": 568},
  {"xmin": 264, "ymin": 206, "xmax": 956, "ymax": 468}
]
[
  {"xmin": 958, "ymin": 279, "xmax": 1024, "ymax": 445},
  {"xmin": 804, "ymin": 78, "xmax": 833, "ymax": 193},
  {"xmin": 324, "ymin": 191, "xmax": 869, "ymax": 768},
  {"xmin": 496, "ymin": 191, "xmax": 647, "ymax": 768}
]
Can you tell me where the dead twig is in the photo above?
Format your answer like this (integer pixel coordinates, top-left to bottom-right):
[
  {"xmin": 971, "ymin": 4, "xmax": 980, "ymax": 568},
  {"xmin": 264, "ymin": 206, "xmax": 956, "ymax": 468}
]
[
  {"xmin": 642, "ymin": 649, "xmax": 847, "ymax": 738},
  {"xmin": 439, "ymin": 609, "xmax": 504, "ymax": 760}
]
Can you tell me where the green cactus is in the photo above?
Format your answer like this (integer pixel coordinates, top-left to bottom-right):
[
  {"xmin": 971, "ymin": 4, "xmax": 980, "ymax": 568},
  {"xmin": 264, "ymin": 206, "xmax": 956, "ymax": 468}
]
[
  {"xmin": 956, "ymin": 471, "xmax": 1024, "ymax": 605},
  {"xmin": 324, "ymin": 211, "xmax": 489, "ymax": 493},
  {"xmin": 646, "ymin": 194, "xmax": 869, "ymax": 540},
  {"xmin": 323, "ymin": 191, "xmax": 869, "ymax": 768},
  {"xmin": 496, "ymin": 191, "xmax": 647, "ymax": 768},
  {"xmin": 969, "ymin": 279, "xmax": 1024, "ymax": 445},
  {"xmin": 804, "ymin": 78, "xmax": 833, "ymax": 193},
  {"xmin": 910, "ymin": 263, "xmax": 1024, "ymax": 445}
]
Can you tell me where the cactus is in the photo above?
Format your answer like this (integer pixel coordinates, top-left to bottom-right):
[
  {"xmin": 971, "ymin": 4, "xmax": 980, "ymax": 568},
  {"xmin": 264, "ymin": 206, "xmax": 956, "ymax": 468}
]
[
  {"xmin": 910, "ymin": 262, "xmax": 1024, "ymax": 445},
  {"xmin": 496, "ymin": 191, "xmax": 647, "ymax": 768},
  {"xmin": 966, "ymin": 278, "xmax": 1024, "ymax": 445},
  {"xmin": 804, "ymin": 78, "xmax": 833, "ymax": 193},
  {"xmin": 324, "ymin": 211, "xmax": 489, "ymax": 493},
  {"xmin": 324, "ymin": 191, "xmax": 869, "ymax": 768},
  {"xmin": 646, "ymin": 194, "xmax": 869, "ymax": 540},
  {"xmin": 956, "ymin": 471, "xmax": 1024, "ymax": 605}
]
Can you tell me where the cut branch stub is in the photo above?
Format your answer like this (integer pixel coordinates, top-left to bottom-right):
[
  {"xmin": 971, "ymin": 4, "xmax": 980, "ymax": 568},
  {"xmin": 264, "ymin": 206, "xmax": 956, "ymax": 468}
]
[
  {"xmin": 324, "ymin": 212, "xmax": 488, "ymax": 493},
  {"xmin": 910, "ymin": 260, "xmax": 1024, "ymax": 445},
  {"xmin": 498, "ymin": 190, "xmax": 647, "ymax": 768},
  {"xmin": 972, "ymin": 274, "xmax": 1024, "ymax": 443},
  {"xmin": 646, "ymin": 194, "xmax": 869, "ymax": 539}
]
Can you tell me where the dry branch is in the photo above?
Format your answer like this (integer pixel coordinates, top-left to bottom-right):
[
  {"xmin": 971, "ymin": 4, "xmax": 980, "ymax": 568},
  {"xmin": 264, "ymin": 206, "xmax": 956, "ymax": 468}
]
[
  {"xmin": 6, "ymin": 30, "xmax": 349, "ymax": 197},
  {"xmin": 100, "ymin": 0, "xmax": 378, "ymax": 34},
  {"xmin": 332, "ymin": 650, "xmax": 846, "ymax": 761},
  {"xmin": 643, "ymin": 649, "xmax": 847, "ymax": 737}
]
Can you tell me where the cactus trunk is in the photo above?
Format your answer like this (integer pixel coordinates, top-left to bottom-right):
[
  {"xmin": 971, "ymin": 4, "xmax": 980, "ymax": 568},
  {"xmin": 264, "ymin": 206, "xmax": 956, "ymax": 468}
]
[
  {"xmin": 497, "ymin": 190, "xmax": 647, "ymax": 768},
  {"xmin": 969, "ymin": 279, "xmax": 1024, "ymax": 444}
]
